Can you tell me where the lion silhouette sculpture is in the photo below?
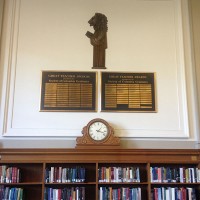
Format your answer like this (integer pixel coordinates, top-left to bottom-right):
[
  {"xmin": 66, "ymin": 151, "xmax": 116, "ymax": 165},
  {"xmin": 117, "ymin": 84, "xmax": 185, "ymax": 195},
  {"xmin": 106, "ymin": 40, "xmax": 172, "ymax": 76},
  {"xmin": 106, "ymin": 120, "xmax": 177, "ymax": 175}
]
[{"xmin": 86, "ymin": 13, "xmax": 108, "ymax": 69}]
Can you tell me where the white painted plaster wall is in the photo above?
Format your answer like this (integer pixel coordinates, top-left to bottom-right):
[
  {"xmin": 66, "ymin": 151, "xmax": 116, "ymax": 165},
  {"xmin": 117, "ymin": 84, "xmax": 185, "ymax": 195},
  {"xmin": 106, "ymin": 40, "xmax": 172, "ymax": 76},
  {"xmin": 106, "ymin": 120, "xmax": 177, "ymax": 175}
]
[{"xmin": 0, "ymin": 0, "xmax": 199, "ymax": 148}]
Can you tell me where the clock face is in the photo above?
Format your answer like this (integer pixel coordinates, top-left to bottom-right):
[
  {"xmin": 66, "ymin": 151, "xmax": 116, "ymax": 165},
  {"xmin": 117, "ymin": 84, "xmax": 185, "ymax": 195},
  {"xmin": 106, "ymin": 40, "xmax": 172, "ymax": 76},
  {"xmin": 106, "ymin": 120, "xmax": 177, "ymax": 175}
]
[{"xmin": 88, "ymin": 121, "xmax": 108, "ymax": 141}]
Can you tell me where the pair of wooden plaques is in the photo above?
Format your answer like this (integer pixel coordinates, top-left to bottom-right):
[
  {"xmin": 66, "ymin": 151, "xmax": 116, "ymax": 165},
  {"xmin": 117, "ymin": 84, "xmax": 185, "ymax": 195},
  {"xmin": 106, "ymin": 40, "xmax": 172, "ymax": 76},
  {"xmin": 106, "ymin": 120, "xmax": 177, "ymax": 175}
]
[{"xmin": 40, "ymin": 71, "xmax": 156, "ymax": 113}]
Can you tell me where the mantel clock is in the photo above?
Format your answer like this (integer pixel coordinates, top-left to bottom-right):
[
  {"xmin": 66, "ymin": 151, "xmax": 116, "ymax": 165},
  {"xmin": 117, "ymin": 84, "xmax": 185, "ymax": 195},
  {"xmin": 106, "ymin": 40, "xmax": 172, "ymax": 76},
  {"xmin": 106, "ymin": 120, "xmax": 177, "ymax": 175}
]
[{"xmin": 76, "ymin": 118, "xmax": 120, "ymax": 148}]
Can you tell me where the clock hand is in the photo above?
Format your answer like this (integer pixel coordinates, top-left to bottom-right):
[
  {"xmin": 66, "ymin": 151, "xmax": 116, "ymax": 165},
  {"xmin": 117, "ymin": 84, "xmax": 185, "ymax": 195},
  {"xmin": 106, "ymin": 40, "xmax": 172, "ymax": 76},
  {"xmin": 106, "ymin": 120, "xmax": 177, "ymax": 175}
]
[
  {"xmin": 98, "ymin": 130, "xmax": 106, "ymax": 134},
  {"xmin": 97, "ymin": 124, "xmax": 103, "ymax": 131},
  {"xmin": 96, "ymin": 126, "xmax": 103, "ymax": 132}
]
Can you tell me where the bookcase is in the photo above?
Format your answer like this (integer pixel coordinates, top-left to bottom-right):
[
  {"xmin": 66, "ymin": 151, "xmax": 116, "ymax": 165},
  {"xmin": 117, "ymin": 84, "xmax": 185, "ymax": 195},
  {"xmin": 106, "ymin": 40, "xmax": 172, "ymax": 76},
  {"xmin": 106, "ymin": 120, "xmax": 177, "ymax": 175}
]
[{"xmin": 0, "ymin": 148, "xmax": 199, "ymax": 200}]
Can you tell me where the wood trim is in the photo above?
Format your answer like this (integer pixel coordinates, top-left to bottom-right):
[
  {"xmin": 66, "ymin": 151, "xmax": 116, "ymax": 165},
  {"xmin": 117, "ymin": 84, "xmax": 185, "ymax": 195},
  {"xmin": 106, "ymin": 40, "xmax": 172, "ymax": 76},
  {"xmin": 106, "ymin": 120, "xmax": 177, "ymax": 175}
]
[{"xmin": 0, "ymin": 149, "xmax": 199, "ymax": 163}]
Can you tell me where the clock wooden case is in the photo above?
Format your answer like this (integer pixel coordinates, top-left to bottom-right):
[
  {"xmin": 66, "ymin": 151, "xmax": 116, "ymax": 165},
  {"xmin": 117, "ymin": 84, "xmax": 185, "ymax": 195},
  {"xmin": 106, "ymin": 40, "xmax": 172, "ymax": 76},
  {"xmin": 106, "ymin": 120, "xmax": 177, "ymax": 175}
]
[{"xmin": 76, "ymin": 118, "xmax": 120, "ymax": 148}]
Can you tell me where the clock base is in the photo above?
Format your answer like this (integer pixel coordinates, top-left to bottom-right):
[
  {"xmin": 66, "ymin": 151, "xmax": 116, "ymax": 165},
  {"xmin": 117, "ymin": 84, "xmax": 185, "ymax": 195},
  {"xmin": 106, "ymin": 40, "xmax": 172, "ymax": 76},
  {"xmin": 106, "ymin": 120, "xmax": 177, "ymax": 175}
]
[
  {"xmin": 75, "ymin": 133, "xmax": 121, "ymax": 149},
  {"xmin": 75, "ymin": 143, "xmax": 121, "ymax": 149}
]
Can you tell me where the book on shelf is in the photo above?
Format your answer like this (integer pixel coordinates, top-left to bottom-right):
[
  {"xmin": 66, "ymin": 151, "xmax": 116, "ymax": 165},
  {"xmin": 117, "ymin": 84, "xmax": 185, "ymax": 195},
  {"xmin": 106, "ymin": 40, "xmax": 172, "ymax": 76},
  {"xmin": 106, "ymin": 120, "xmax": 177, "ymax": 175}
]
[
  {"xmin": 45, "ymin": 166, "xmax": 86, "ymax": 183},
  {"xmin": 0, "ymin": 165, "xmax": 21, "ymax": 183},
  {"xmin": 99, "ymin": 187, "xmax": 141, "ymax": 200},
  {"xmin": 98, "ymin": 166, "xmax": 140, "ymax": 183},
  {"xmin": 150, "ymin": 166, "xmax": 200, "ymax": 183},
  {"xmin": 0, "ymin": 186, "xmax": 23, "ymax": 200},
  {"xmin": 44, "ymin": 187, "xmax": 85, "ymax": 200},
  {"xmin": 152, "ymin": 187, "xmax": 196, "ymax": 200}
]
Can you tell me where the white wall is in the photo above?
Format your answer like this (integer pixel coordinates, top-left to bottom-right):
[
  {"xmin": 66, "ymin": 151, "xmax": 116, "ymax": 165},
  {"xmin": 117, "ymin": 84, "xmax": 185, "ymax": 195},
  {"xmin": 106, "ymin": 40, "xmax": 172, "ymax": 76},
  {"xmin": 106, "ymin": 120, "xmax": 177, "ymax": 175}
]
[
  {"xmin": 0, "ymin": 1, "xmax": 3, "ymax": 29},
  {"xmin": 190, "ymin": 0, "xmax": 200, "ymax": 147},
  {"xmin": 0, "ymin": 0, "xmax": 199, "ymax": 148}
]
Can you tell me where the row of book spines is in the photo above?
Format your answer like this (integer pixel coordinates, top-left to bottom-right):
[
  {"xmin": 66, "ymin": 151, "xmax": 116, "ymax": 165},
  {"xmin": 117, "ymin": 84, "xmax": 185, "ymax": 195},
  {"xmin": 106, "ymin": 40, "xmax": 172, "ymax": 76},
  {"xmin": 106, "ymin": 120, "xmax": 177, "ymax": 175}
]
[
  {"xmin": 44, "ymin": 187, "xmax": 85, "ymax": 200},
  {"xmin": 45, "ymin": 167, "xmax": 86, "ymax": 183},
  {"xmin": 99, "ymin": 187, "xmax": 141, "ymax": 200},
  {"xmin": 98, "ymin": 167, "xmax": 140, "ymax": 183},
  {"xmin": 0, "ymin": 166, "xmax": 21, "ymax": 183},
  {"xmin": 0, "ymin": 186, "xmax": 23, "ymax": 200},
  {"xmin": 150, "ymin": 167, "xmax": 200, "ymax": 183},
  {"xmin": 151, "ymin": 187, "xmax": 196, "ymax": 200}
]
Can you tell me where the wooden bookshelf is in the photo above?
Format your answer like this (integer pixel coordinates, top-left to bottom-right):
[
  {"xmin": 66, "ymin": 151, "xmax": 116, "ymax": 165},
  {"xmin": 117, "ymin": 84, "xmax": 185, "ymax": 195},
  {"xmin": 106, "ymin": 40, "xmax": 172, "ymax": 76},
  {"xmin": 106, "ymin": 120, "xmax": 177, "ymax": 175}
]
[{"xmin": 0, "ymin": 149, "xmax": 199, "ymax": 200}]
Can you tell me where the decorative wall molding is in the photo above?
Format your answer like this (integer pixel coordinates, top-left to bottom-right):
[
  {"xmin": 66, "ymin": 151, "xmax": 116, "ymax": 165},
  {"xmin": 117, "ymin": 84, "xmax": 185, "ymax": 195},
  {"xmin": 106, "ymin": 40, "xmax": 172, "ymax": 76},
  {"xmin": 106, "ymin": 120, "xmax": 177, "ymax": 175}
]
[
  {"xmin": 0, "ymin": 0, "xmax": 199, "ymax": 142},
  {"xmin": 0, "ymin": 0, "xmax": 21, "ymax": 136}
]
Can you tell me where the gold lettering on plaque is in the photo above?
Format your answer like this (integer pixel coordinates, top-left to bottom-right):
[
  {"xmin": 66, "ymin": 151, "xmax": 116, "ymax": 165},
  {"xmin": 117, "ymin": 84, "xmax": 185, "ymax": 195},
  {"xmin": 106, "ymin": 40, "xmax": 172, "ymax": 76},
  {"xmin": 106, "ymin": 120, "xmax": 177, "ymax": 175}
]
[
  {"xmin": 41, "ymin": 71, "xmax": 96, "ymax": 111},
  {"xmin": 44, "ymin": 83, "xmax": 93, "ymax": 108},
  {"xmin": 105, "ymin": 83, "xmax": 153, "ymax": 109},
  {"xmin": 102, "ymin": 72, "xmax": 156, "ymax": 112}
]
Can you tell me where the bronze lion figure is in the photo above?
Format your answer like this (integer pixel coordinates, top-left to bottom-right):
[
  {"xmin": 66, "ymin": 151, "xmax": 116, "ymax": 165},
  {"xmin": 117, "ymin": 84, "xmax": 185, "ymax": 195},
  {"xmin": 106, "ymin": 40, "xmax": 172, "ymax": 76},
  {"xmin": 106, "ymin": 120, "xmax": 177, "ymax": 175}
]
[{"xmin": 86, "ymin": 13, "xmax": 108, "ymax": 69}]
